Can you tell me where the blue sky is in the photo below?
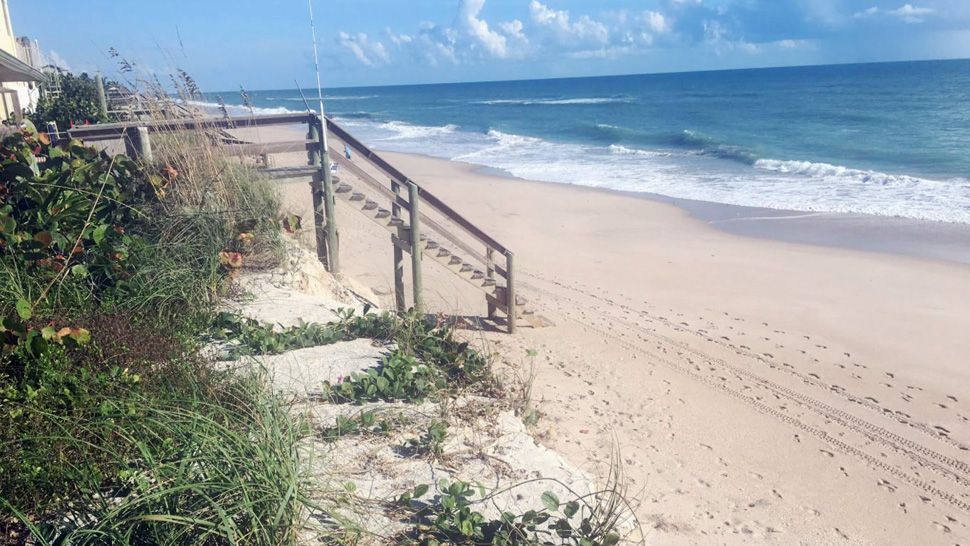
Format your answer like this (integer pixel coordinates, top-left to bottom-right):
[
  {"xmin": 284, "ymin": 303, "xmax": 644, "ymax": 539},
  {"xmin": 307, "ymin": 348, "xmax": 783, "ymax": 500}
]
[{"xmin": 11, "ymin": 1, "xmax": 970, "ymax": 91}]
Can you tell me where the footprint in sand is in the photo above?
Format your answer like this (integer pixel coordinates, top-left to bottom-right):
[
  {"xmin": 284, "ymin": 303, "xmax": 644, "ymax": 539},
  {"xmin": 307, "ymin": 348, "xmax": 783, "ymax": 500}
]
[
  {"xmin": 931, "ymin": 521, "xmax": 951, "ymax": 534},
  {"xmin": 947, "ymin": 395, "xmax": 959, "ymax": 403},
  {"xmin": 819, "ymin": 449, "xmax": 835, "ymax": 458},
  {"xmin": 877, "ymin": 479, "xmax": 897, "ymax": 493},
  {"xmin": 839, "ymin": 467, "xmax": 849, "ymax": 477}
]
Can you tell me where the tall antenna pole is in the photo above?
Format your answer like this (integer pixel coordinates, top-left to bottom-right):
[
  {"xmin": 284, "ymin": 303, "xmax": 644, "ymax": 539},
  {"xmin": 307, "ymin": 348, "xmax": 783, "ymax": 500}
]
[
  {"xmin": 307, "ymin": 0, "xmax": 339, "ymax": 274},
  {"xmin": 308, "ymin": 0, "xmax": 329, "ymax": 150}
]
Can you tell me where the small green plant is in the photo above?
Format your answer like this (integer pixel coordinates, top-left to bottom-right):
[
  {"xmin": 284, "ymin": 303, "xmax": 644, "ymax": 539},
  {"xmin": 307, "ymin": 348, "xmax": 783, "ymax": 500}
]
[
  {"xmin": 396, "ymin": 480, "xmax": 623, "ymax": 546},
  {"xmin": 321, "ymin": 409, "xmax": 400, "ymax": 442},
  {"xmin": 403, "ymin": 419, "xmax": 449, "ymax": 459},
  {"xmin": 323, "ymin": 349, "xmax": 443, "ymax": 403},
  {"xmin": 208, "ymin": 307, "xmax": 394, "ymax": 358}
]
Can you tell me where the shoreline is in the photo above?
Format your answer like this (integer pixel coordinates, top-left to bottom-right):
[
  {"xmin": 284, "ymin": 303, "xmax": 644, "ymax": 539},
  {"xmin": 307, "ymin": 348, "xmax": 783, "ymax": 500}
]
[{"xmin": 393, "ymin": 150, "xmax": 970, "ymax": 267}]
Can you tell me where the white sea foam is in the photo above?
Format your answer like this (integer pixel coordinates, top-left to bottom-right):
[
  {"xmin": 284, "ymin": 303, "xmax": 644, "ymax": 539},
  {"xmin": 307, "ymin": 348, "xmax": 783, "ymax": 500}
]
[
  {"xmin": 608, "ymin": 144, "xmax": 672, "ymax": 158},
  {"xmin": 307, "ymin": 116, "xmax": 970, "ymax": 224},
  {"xmin": 473, "ymin": 97, "xmax": 631, "ymax": 106},
  {"xmin": 266, "ymin": 95, "xmax": 378, "ymax": 102},
  {"xmin": 379, "ymin": 121, "xmax": 460, "ymax": 140},
  {"xmin": 185, "ymin": 99, "xmax": 301, "ymax": 117}
]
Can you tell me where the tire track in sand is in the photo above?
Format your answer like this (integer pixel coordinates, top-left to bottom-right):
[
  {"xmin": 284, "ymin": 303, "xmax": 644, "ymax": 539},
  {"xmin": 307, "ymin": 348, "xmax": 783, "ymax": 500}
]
[{"xmin": 517, "ymin": 269, "xmax": 970, "ymax": 513}]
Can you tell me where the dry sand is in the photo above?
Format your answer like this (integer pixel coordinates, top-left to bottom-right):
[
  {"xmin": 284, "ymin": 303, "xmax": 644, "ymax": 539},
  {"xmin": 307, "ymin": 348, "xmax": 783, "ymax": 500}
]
[{"xmin": 254, "ymin": 124, "xmax": 970, "ymax": 545}]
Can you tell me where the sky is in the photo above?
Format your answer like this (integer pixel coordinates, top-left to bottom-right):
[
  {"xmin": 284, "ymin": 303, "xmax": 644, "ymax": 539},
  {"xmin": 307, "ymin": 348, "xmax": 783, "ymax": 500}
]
[{"xmin": 10, "ymin": 0, "xmax": 970, "ymax": 91}]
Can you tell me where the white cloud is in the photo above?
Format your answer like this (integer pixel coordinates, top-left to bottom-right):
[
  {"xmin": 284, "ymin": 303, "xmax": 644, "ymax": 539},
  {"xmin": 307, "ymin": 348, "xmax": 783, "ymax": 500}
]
[
  {"xmin": 36, "ymin": 48, "xmax": 72, "ymax": 71},
  {"xmin": 337, "ymin": 32, "xmax": 390, "ymax": 67},
  {"xmin": 529, "ymin": 1, "xmax": 610, "ymax": 48},
  {"xmin": 889, "ymin": 4, "xmax": 934, "ymax": 23},
  {"xmin": 642, "ymin": 11, "xmax": 670, "ymax": 34},
  {"xmin": 459, "ymin": 0, "xmax": 511, "ymax": 58},
  {"xmin": 854, "ymin": 4, "xmax": 934, "ymax": 23},
  {"xmin": 853, "ymin": 6, "xmax": 880, "ymax": 18},
  {"xmin": 703, "ymin": 20, "xmax": 760, "ymax": 55},
  {"xmin": 340, "ymin": 0, "xmax": 680, "ymax": 68}
]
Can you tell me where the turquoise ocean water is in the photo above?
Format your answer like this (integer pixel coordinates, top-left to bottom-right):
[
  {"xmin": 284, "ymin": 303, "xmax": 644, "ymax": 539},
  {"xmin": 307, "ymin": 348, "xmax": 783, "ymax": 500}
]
[{"xmin": 211, "ymin": 59, "xmax": 970, "ymax": 223}]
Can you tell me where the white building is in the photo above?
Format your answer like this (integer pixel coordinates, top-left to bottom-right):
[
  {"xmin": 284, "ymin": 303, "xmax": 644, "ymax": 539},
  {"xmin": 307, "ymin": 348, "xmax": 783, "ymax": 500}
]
[{"xmin": 0, "ymin": 0, "xmax": 43, "ymax": 122}]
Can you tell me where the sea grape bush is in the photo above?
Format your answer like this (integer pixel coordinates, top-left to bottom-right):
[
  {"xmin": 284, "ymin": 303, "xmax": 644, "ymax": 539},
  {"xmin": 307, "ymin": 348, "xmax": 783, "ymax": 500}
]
[
  {"xmin": 29, "ymin": 71, "xmax": 108, "ymax": 129},
  {"xmin": 0, "ymin": 130, "xmax": 156, "ymax": 296}
]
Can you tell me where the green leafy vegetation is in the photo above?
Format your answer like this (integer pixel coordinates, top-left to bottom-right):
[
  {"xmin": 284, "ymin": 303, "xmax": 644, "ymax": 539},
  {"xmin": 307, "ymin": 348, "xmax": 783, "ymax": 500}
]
[
  {"xmin": 396, "ymin": 481, "xmax": 622, "ymax": 546},
  {"xmin": 320, "ymin": 409, "xmax": 400, "ymax": 442},
  {"xmin": 402, "ymin": 419, "xmax": 449, "ymax": 459},
  {"xmin": 28, "ymin": 71, "xmax": 108, "ymax": 129},
  {"xmin": 0, "ymin": 111, "xmax": 302, "ymax": 545}
]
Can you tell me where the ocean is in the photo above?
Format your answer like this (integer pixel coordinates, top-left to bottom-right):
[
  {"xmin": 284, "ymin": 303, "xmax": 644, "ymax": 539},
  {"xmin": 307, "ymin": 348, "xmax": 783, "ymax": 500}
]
[{"xmin": 211, "ymin": 59, "xmax": 970, "ymax": 224}]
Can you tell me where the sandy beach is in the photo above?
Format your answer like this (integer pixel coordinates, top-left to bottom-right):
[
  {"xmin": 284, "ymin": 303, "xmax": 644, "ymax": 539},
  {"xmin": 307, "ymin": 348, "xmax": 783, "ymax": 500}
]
[{"xmin": 264, "ymin": 131, "xmax": 970, "ymax": 545}]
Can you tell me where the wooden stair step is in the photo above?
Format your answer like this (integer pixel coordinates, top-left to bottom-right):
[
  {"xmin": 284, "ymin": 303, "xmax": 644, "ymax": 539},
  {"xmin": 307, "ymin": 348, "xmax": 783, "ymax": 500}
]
[
  {"xmin": 349, "ymin": 193, "xmax": 365, "ymax": 202},
  {"xmin": 482, "ymin": 278, "xmax": 496, "ymax": 287},
  {"xmin": 335, "ymin": 184, "xmax": 353, "ymax": 193},
  {"xmin": 437, "ymin": 248, "xmax": 451, "ymax": 258},
  {"xmin": 375, "ymin": 208, "xmax": 391, "ymax": 219},
  {"xmin": 459, "ymin": 263, "xmax": 474, "ymax": 273},
  {"xmin": 363, "ymin": 200, "xmax": 378, "ymax": 211},
  {"xmin": 424, "ymin": 240, "xmax": 439, "ymax": 250},
  {"xmin": 470, "ymin": 270, "xmax": 485, "ymax": 280},
  {"xmin": 389, "ymin": 217, "xmax": 405, "ymax": 227},
  {"xmin": 448, "ymin": 256, "xmax": 463, "ymax": 266}
]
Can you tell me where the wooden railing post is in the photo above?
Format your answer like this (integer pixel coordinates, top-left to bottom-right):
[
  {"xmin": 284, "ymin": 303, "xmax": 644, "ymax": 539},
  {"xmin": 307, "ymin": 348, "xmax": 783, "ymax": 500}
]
[
  {"xmin": 124, "ymin": 126, "xmax": 152, "ymax": 162},
  {"xmin": 486, "ymin": 248, "xmax": 496, "ymax": 319},
  {"xmin": 391, "ymin": 180, "xmax": 406, "ymax": 313},
  {"xmin": 307, "ymin": 120, "xmax": 329, "ymax": 267},
  {"xmin": 505, "ymin": 251, "xmax": 516, "ymax": 334},
  {"xmin": 95, "ymin": 73, "xmax": 108, "ymax": 120},
  {"xmin": 408, "ymin": 182, "xmax": 424, "ymax": 314},
  {"xmin": 310, "ymin": 115, "xmax": 340, "ymax": 274}
]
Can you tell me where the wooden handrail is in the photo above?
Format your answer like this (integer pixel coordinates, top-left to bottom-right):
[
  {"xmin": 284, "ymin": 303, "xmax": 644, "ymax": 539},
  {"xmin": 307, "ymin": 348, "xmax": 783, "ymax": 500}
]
[
  {"xmin": 64, "ymin": 112, "xmax": 314, "ymax": 141},
  {"xmin": 325, "ymin": 117, "xmax": 509, "ymax": 255}
]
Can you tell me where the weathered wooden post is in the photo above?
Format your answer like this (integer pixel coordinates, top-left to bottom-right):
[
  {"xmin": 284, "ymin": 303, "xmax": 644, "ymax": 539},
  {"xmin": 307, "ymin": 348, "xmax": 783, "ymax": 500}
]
[
  {"xmin": 408, "ymin": 182, "xmax": 424, "ymax": 314},
  {"xmin": 319, "ymin": 117, "xmax": 340, "ymax": 273},
  {"xmin": 486, "ymin": 248, "xmax": 496, "ymax": 319},
  {"xmin": 307, "ymin": 119, "xmax": 329, "ymax": 267},
  {"xmin": 391, "ymin": 180, "xmax": 406, "ymax": 312},
  {"xmin": 505, "ymin": 251, "xmax": 516, "ymax": 334},
  {"xmin": 124, "ymin": 126, "xmax": 152, "ymax": 162},
  {"xmin": 95, "ymin": 73, "xmax": 108, "ymax": 120}
]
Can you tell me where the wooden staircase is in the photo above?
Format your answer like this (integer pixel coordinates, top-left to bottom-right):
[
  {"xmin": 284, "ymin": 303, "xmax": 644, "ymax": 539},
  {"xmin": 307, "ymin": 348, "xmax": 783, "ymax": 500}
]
[{"xmin": 327, "ymin": 172, "xmax": 542, "ymax": 328}]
